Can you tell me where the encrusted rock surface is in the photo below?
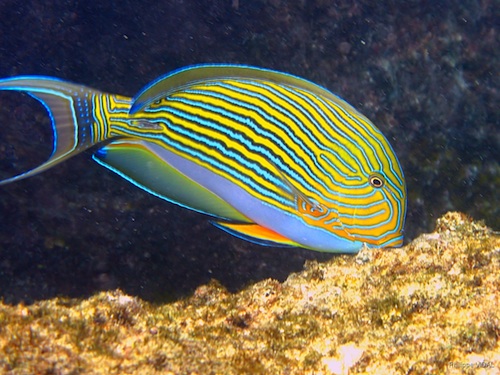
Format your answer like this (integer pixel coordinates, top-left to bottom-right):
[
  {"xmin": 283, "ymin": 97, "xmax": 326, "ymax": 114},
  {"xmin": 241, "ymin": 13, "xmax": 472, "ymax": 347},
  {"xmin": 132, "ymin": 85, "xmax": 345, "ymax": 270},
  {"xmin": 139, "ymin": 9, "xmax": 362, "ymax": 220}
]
[{"xmin": 1, "ymin": 212, "xmax": 498, "ymax": 374}]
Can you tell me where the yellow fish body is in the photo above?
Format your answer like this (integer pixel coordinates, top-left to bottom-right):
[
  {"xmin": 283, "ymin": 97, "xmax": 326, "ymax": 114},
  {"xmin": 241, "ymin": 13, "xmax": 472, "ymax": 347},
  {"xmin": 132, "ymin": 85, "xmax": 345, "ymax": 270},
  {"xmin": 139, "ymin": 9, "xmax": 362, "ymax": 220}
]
[{"xmin": 0, "ymin": 64, "xmax": 406, "ymax": 253}]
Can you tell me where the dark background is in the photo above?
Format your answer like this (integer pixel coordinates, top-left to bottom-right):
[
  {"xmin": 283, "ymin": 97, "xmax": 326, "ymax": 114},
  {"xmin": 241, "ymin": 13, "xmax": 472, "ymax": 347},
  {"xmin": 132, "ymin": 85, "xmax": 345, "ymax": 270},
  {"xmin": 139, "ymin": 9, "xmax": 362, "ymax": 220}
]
[{"xmin": 0, "ymin": 0, "xmax": 497, "ymax": 303}]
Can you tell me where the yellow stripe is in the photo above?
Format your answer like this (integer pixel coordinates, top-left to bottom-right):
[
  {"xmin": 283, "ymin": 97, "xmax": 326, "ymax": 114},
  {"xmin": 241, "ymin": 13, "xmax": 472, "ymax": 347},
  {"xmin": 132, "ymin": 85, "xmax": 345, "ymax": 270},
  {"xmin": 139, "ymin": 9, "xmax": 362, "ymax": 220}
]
[{"xmin": 107, "ymin": 74, "xmax": 405, "ymax": 245}]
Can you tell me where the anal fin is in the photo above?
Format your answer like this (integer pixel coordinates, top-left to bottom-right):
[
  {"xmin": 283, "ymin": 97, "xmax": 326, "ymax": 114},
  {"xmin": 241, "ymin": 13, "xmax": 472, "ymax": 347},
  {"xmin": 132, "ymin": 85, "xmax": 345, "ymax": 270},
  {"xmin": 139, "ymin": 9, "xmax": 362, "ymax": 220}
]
[{"xmin": 93, "ymin": 139, "xmax": 250, "ymax": 222}]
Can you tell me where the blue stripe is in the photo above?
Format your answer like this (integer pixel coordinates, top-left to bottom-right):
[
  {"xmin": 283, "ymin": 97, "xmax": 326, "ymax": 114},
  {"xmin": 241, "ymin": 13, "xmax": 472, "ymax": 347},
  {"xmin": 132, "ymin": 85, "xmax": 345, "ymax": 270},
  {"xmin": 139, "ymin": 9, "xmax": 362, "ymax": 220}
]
[
  {"xmin": 309, "ymin": 90, "xmax": 404, "ymax": 190},
  {"xmin": 113, "ymin": 117, "xmax": 294, "ymax": 207},
  {"xmin": 196, "ymin": 81, "xmax": 324, "ymax": 187},
  {"xmin": 162, "ymin": 93, "xmax": 317, "ymax": 194},
  {"xmin": 200, "ymin": 80, "xmax": 357, "ymax": 196},
  {"xmin": 241, "ymin": 81, "xmax": 369, "ymax": 190}
]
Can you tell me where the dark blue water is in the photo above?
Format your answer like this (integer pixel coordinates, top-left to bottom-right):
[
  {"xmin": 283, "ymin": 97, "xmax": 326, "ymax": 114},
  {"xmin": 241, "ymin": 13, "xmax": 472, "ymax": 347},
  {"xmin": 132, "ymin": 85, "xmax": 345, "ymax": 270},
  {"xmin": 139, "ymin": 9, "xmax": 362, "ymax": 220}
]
[{"xmin": 0, "ymin": 0, "xmax": 497, "ymax": 303}]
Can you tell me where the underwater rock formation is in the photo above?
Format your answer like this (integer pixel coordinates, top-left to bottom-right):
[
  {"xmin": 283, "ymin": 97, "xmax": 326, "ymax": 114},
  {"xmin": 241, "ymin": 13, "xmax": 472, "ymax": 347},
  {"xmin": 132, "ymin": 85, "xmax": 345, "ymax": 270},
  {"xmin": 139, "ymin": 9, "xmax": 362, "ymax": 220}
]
[{"xmin": 0, "ymin": 212, "xmax": 498, "ymax": 374}]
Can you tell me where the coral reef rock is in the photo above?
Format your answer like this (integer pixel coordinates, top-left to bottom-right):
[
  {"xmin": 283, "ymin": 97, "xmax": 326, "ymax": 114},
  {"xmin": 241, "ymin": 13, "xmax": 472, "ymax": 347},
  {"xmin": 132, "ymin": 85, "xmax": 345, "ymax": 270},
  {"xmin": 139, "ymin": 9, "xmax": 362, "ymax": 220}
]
[{"xmin": 1, "ymin": 212, "xmax": 499, "ymax": 374}]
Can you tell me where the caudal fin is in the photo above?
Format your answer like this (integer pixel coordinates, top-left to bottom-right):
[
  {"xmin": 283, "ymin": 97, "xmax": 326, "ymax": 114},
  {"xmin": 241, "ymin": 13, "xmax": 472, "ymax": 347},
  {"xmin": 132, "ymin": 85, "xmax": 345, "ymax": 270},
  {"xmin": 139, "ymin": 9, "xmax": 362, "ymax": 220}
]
[{"xmin": 0, "ymin": 76, "xmax": 131, "ymax": 185}]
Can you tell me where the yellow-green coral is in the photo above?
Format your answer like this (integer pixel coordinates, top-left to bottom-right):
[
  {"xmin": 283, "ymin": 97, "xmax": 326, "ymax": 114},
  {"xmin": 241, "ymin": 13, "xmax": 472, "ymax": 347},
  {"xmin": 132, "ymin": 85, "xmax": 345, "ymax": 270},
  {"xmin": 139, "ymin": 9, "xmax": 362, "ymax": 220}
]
[{"xmin": 0, "ymin": 212, "xmax": 499, "ymax": 374}]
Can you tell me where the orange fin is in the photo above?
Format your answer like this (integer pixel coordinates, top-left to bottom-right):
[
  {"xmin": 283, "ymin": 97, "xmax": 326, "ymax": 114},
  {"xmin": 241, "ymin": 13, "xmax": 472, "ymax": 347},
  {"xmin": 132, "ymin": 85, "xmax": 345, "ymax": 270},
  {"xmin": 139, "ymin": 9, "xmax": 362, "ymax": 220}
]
[{"xmin": 213, "ymin": 222, "xmax": 300, "ymax": 247}]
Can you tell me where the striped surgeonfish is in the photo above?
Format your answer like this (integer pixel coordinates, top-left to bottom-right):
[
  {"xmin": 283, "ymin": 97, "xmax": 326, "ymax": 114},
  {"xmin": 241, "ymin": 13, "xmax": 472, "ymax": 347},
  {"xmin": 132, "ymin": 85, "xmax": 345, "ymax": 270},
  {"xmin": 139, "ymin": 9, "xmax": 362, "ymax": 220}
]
[{"xmin": 0, "ymin": 64, "xmax": 406, "ymax": 253}]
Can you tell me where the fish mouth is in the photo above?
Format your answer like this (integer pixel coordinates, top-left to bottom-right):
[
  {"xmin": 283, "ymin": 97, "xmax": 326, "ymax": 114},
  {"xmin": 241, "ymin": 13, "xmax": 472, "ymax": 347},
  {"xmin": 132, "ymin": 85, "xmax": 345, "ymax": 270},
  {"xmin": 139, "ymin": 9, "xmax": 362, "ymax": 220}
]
[
  {"xmin": 380, "ymin": 234, "xmax": 404, "ymax": 248},
  {"xmin": 347, "ymin": 202, "xmax": 406, "ymax": 248}
]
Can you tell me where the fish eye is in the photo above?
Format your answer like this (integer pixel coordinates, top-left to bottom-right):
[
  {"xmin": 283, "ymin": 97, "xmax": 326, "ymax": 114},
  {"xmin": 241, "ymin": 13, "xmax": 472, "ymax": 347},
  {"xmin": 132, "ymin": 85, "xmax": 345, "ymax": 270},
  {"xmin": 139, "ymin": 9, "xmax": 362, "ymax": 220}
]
[{"xmin": 369, "ymin": 174, "xmax": 385, "ymax": 188}]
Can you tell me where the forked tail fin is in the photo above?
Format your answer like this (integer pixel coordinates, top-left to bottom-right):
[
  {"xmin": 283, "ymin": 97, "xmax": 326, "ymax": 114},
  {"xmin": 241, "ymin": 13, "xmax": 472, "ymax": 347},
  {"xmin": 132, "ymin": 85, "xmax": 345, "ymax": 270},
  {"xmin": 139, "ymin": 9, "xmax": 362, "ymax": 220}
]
[{"xmin": 0, "ymin": 76, "xmax": 132, "ymax": 185}]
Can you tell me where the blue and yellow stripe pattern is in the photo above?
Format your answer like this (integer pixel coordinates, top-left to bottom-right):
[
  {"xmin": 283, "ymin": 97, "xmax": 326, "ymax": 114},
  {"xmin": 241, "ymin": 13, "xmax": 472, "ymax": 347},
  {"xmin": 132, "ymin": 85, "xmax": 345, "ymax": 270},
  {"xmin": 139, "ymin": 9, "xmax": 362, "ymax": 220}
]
[{"xmin": 0, "ymin": 64, "xmax": 406, "ymax": 253}]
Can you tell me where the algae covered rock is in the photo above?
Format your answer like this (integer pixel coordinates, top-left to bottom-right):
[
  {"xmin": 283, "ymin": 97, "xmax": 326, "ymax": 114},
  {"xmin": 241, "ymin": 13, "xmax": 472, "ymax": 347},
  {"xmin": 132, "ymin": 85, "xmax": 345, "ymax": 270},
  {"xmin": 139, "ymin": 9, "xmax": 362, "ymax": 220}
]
[{"xmin": 0, "ymin": 212, "xmax": 499, "ymax": 374}]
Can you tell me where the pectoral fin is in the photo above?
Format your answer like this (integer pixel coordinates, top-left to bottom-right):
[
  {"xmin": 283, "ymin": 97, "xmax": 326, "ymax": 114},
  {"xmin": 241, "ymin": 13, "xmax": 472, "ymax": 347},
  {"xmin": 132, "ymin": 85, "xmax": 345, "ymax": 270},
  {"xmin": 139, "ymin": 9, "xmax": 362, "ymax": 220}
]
[{"xmin": 213, "ymin": 221, "xmax": 300, "ymax": 247}]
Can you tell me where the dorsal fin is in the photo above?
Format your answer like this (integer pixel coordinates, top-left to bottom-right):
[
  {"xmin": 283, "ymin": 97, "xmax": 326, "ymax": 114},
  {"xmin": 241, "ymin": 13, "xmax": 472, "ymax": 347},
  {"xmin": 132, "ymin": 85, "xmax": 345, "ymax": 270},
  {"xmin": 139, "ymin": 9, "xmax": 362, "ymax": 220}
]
[{"xmin": 130, "ymin": 64, "xmax": 360, "ymax": 116}]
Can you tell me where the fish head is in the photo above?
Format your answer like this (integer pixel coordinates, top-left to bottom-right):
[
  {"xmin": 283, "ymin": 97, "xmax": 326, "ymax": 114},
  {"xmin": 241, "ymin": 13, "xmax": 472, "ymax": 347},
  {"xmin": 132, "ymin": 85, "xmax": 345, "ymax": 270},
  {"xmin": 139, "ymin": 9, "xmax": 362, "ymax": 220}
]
[
  {"xmin": 329, "ymin": 168, "xmax": 407, "ymax": 249},
  {"xmin": 314, "ymin": 137, "xmax": 407, "ymax": 248},
  {"xmin": 297, "ymin": 139, "xmax": 407, "ymax": 251}
]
